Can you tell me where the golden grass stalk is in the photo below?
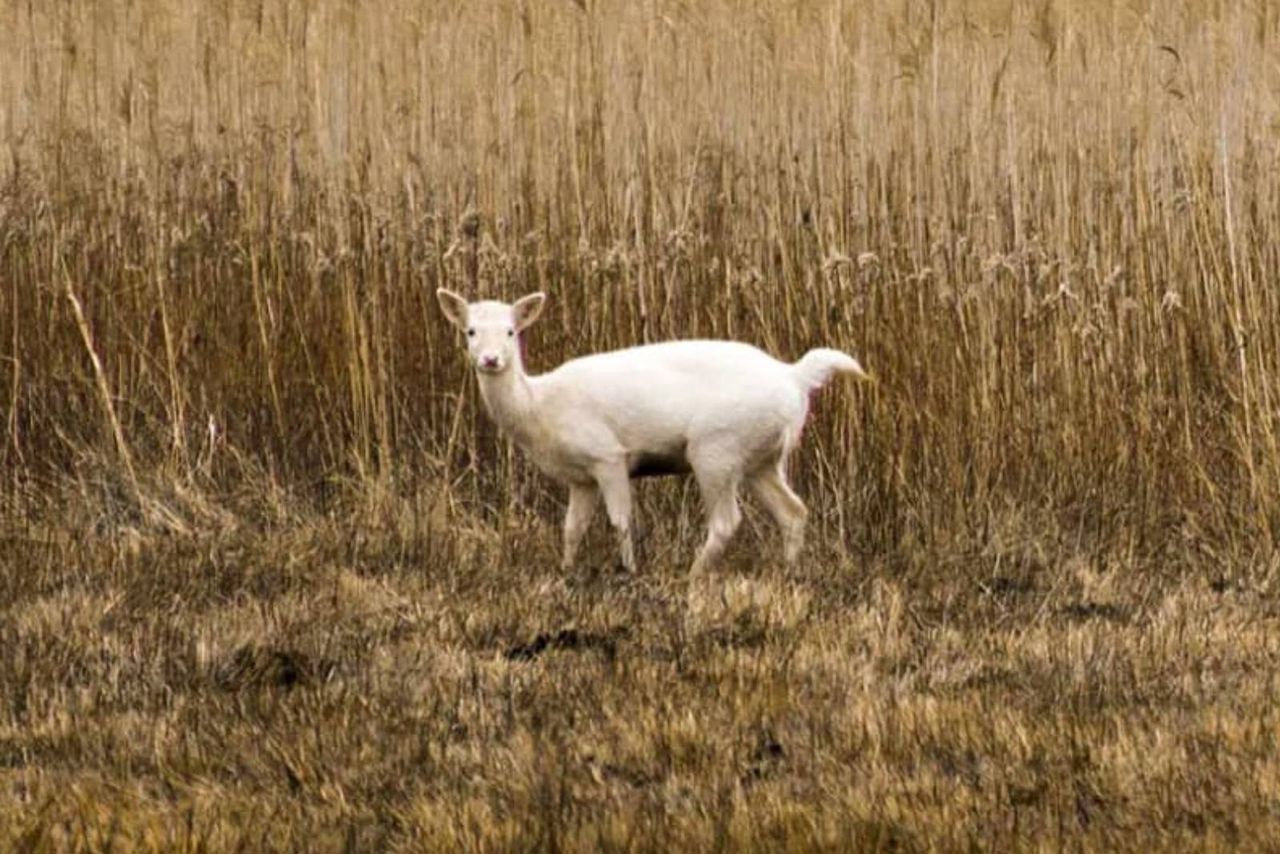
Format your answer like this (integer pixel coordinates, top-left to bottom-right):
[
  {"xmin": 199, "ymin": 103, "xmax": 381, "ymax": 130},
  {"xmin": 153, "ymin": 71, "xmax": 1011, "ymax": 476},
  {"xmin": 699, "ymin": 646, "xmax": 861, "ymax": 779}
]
[{"xmin": 63, "ymin": 278, "xmax": 141, "ymax": 508}]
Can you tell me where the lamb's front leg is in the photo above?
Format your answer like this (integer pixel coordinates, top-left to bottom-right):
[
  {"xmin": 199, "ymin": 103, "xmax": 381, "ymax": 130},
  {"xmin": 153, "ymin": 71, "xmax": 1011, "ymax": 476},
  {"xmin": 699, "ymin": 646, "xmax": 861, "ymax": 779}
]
[
  {"xmin": 593, "ymin": 464, "xmax": 635, "ymax": 571},
  {"xmin": 562, "ymin": 483, "xmax": 598, "ymax": 570}
]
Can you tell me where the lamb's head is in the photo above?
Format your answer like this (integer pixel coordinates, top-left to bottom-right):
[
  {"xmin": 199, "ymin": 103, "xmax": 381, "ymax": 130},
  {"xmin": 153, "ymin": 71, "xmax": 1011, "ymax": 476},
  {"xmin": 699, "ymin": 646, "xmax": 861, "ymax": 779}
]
[{"xmin": 435, "ymin": 289, "xmax": 546, "ymax": 374}]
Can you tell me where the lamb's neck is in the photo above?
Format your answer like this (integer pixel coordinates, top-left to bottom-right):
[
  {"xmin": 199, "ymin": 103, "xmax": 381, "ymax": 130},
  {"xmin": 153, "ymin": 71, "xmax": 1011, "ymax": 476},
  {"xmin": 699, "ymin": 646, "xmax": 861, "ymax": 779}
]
[{"xmin": 476, "ymin": 365, "xmax": 539, "ymax": 444}]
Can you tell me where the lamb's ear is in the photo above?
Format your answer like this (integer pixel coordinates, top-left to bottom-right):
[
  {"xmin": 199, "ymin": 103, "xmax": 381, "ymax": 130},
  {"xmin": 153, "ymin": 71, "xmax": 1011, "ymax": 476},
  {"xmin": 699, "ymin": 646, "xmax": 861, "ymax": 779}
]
[
  {"xmin": 436, "ymin": 288, "xmax": 468, "ymax": 329},
  {"xmin": 512, "ymin": 292, "xmax": 546, "ymax": 331}
]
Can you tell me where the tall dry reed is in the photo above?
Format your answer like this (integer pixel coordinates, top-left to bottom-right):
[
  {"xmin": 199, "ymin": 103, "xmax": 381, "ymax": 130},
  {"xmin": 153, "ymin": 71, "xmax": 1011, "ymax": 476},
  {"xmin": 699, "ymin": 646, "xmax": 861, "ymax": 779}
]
[{"xmin": 3, "ymin": 1, "xmax": 1279, "ymax": 554}]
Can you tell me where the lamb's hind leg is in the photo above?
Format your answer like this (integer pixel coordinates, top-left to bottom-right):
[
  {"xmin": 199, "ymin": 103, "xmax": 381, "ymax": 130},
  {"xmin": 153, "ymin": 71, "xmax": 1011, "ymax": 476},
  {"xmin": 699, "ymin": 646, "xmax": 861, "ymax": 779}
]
[
  {"xmin": 593, "ymin": 464, "xmax": 635, "ymax": 571},
  {"xmin": 748, "ymin": 463, "xmax": 808, "ymax": 564},
  {"xmin": 562, "ymin": 483, "xmax": 598, "ymax": 570},
  {"xmin": 689, "ymin": 456, "xmax": 743, "ymax": 575}
]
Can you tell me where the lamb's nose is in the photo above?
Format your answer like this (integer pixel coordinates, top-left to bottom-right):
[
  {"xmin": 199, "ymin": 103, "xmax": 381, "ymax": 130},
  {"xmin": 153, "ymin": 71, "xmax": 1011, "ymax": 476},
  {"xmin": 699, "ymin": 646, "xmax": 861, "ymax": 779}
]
[{"xmin": 481, "ymin": 355, "xmax": 500, "ymax": 369}]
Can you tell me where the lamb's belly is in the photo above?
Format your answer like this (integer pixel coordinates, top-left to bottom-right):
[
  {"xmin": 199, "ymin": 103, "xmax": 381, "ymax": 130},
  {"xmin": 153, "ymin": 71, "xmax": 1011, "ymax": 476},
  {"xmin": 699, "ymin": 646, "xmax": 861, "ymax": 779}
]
[
  {"xmin": 519, "ymin": 427, "xmax": 694, "ymax": 483},
  {"xmin": 526, "ymin": 444, "xmax": 690, "ymax": 483},
  {"xmin": 531, "ymin": 453, "xmax": 593, "ymax": 484}
]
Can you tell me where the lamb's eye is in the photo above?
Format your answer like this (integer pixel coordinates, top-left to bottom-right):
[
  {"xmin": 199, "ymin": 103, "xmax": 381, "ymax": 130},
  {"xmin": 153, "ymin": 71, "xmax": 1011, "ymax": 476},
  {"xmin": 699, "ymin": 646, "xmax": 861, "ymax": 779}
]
[
  {"xmin": 466, "ymin": 328, "xmax": 476, "ymax": 338},
  {"xmin": 507, "ymin": 328, "xmax": 515, "ymax": 337}
]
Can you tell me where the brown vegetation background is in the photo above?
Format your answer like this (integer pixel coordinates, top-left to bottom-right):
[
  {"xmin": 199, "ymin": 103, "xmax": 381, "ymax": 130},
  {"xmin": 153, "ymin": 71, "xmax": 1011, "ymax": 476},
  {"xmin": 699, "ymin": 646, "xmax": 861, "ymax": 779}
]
[{"xmin": 2, "ymin": 0, "xmax": 1279, "ymax": 848}]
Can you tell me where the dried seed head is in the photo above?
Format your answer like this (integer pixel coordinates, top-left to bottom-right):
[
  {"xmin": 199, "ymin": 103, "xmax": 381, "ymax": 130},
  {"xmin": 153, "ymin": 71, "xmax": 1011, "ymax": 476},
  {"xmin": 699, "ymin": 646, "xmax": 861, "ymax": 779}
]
[{"xmin": 458, "ymin": 205, "xmax": 481, "ymax": 240}]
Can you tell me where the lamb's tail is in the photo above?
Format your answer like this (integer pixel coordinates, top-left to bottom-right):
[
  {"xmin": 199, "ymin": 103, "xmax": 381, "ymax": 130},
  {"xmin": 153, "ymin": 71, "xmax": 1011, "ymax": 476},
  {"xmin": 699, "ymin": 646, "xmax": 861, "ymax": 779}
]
[{"xmin": 791, "ymin": 348, "xmax": 870, "ymax": 391}]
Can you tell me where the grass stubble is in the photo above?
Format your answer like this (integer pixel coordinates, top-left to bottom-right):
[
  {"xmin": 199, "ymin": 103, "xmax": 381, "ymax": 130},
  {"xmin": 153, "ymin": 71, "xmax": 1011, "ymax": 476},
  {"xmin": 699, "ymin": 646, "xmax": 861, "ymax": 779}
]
[{"xmin": 3, "ymin": 0, "xmax": 1280, "ymax": 849}]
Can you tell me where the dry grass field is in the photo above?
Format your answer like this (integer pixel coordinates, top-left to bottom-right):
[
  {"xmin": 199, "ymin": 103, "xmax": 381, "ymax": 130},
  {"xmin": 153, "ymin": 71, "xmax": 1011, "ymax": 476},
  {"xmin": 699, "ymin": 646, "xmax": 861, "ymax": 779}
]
[{"xmin": 4, "ymin": 0, "xmax": 1280, "ymax": 849}]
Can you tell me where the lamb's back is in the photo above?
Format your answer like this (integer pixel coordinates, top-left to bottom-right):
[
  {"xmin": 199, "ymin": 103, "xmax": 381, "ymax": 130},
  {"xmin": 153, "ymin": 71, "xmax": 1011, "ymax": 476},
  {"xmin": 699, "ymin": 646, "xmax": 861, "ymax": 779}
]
[{"xmin": 536, "ymin": 341, "xmax": 802, "ymax": 442}]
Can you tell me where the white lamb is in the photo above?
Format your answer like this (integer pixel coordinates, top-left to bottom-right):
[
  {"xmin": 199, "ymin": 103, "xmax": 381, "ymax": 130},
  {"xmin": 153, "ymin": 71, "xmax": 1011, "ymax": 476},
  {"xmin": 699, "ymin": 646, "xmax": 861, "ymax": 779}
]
[{"xmin": 436, "ymin": 289, "xmax": 869, "ymax": 574}]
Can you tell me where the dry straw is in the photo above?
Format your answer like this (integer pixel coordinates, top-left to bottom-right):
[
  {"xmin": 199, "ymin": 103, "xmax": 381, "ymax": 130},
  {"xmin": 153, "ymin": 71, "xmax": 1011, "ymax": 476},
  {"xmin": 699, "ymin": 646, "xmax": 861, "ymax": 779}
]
[{"xmin": 2, "ymin": 1, "xmax": 1280, "ymax": 845}]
